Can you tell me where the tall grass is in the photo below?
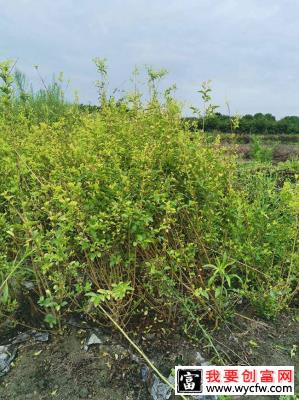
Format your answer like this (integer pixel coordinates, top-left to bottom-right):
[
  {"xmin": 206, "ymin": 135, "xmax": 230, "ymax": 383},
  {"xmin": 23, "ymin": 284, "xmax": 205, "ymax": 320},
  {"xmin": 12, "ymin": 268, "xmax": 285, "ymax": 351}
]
[{"xmin": 3, "ymin": 65, "xmax": 74, "ymax": 124}]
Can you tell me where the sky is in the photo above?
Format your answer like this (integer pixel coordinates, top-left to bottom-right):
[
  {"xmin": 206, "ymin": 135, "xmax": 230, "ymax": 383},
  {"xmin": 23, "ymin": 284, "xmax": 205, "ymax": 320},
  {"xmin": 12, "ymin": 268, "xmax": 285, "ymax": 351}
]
[{"xmin": 1, "ymin": 0, "xmax": 299, "ymax": 117}]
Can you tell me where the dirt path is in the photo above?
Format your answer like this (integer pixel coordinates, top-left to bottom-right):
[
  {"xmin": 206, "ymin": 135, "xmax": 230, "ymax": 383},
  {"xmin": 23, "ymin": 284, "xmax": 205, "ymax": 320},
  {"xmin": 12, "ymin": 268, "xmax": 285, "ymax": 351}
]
[{"xmin": 0, "ymin": 312, "xmax": 298, "ymax": 399}]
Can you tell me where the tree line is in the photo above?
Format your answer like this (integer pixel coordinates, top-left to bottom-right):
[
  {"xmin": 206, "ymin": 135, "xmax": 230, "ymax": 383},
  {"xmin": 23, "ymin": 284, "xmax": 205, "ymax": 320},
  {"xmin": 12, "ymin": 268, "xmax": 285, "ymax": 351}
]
[{"xmin": 184, "ymin": 113, "xmax": 299, "ymax": 135}]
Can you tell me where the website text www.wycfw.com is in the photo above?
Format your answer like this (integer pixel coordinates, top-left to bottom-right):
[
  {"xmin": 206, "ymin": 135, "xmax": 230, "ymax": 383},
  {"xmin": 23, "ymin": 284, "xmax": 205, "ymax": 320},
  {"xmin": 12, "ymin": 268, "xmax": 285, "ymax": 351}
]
[
  {"xmin": 175, "ymin": 365, "xmax": 295, "ymax": 396},
  {"xmin": 205, "ymin": 383, "xmax": 293, "ymax": 395}
]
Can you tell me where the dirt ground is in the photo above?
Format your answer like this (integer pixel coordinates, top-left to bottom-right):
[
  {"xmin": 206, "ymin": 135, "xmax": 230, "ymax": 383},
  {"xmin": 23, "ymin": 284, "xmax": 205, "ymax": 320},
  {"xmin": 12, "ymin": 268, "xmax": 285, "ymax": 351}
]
[
  {"xmin": 0, "ymin": 310, "xmax": 298, "ymax": 400},
  {"xmin": 213, "ymin": 311, "xmax": 299, "ymax": 399}
]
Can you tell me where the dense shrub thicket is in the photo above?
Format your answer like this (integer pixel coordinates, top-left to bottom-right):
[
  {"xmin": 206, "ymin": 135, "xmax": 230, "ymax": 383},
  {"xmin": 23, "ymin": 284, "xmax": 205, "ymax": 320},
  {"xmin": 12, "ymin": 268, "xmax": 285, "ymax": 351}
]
[{"xmin": 0, "ymin": 60, "xmax": 298, "ymax": 333}]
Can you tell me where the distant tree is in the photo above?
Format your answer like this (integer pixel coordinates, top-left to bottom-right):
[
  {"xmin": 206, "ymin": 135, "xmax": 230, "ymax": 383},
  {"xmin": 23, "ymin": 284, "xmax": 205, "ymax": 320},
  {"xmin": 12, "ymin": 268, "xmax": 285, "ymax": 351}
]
[
  {"xmin": 278, "ymin": 116, "xmax": 299, "ymax": 134},
  {"xmin": 183, "ymin": 112, "xmax": 299, "ymax": 135}
]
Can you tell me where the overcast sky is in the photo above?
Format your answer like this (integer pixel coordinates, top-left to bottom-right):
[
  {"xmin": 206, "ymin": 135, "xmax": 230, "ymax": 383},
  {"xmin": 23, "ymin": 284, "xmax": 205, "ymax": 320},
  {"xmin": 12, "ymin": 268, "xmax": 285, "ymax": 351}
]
[{"xmin": 1, "ymin": 0, "xmax": 299, "ymax": 117}]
